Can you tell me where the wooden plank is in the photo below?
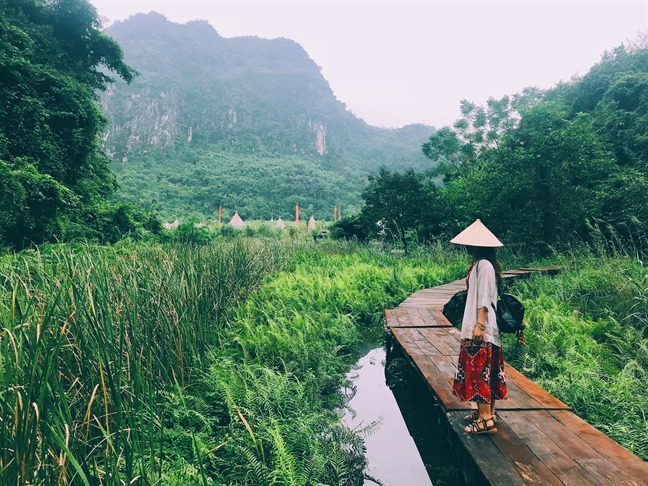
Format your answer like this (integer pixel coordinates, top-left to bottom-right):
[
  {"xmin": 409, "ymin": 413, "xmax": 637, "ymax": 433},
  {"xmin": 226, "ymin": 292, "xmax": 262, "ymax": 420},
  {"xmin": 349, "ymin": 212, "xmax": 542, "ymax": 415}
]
[
  {"xmin": 523, "ymin": 410, "xmax": 642, "ymax": 485},
  {"xmin": 549, "ymin": 410, "xmax": 648, "ymax": 482},
  {"xmin": 392, "ymin": 327, "xmax": 424, "ymax": 350},
  {"xmin": 384, "ymin": 308, "xmax": 399, "ymax": 329},
  {"xmin": 417, "ymin": 327, "xmax": 459, "ymax": 356},
  {"xmin": 447, "ymin": 326, "xmax": 461, "ymax": 338},
  {"xmin": 394, "ymin": 307, "xmax": 414, "ymax": 327},
  {"xmin": 447, "ymin": 412, "xmax": 538, "ymax": 486},
  {"xmin": 389, "ymin": 331, "xmax": 464, "ymax": 410},
  {"xmin": 406, "ymin": 290, "xmax": 454, "ymax": 297},
  {"xmin": 518, "ymin": 266, "xmax": 561, "ymax": 274},
  {"xmin": 488, "ymin": 419, "xmax": 563, "ymax": 486},
  {"xmin": 499, "ymin": 378, "xmax": 546, "ymax": 411},
  {"xmin": 413, "ymin": 356, "xmax": 470, "ymax": 410},
  {"xmin": 429, "ymin": 355, "xmax": 458, "ymax": 385},
  {"xmin": 401, "ymin": 298, "xmax": 451, "ymax": 308},
  {"xmin": 501, "ymin": 411, "xmax": 600, "ymax": 485},
  {"xmin": 388, "ymin": 308, "xmax": 449, "ymax": 328},
  {"xmin": 406, "ymin": 308, "xmax": 427, "ymax": 327},
  {"xmin": 414, "ymin": 338, "xmax": 442, "ymax": 357},
  {"xmin": 502, "ymin": 270, "xmax": 533, "ymax": 276},
  {"xmin": 505, "ymin": 366, "xmax": 570, "ymax": 410},
  {"xmin": 430, "ymin": 309, "xmax": 453, "ymax": 326}
]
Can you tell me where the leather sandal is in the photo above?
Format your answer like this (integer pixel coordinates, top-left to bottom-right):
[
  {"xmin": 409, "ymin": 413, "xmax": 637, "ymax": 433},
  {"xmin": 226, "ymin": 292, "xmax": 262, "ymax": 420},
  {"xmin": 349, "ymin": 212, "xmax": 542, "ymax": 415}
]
[{"xmin": 464, "ymin": 417, "xmax": 497, "ymax": 434}]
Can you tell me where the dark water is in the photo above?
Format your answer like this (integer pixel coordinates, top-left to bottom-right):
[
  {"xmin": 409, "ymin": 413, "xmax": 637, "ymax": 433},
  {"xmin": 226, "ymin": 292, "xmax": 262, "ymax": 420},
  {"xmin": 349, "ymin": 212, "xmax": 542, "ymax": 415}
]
[{"xmin": 342, "ymin": 336, "xmax": 460, "ymax": 486}]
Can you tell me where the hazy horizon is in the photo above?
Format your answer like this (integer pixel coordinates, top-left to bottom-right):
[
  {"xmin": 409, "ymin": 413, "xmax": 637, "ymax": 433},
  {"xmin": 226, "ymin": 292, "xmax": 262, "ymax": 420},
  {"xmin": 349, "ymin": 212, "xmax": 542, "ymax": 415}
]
[{"xmin": 90, "ymin": 0, "xmax": 648, "ymax": 129}]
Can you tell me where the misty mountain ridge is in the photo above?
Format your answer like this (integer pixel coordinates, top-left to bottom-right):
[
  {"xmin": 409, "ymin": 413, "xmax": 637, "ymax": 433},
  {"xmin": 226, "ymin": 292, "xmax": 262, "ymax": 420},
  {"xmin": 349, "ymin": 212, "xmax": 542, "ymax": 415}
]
[{"xmin": 101, "ymin": 12, "xmax": 435, "ymax": 220}]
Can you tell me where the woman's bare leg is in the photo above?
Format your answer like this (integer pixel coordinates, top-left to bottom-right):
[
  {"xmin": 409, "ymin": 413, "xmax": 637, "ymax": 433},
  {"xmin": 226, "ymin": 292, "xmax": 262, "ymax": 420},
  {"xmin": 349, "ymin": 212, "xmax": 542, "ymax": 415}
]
[{"xmin": 477, "ymin": 402, "xmax": 491, "ymax": 421}]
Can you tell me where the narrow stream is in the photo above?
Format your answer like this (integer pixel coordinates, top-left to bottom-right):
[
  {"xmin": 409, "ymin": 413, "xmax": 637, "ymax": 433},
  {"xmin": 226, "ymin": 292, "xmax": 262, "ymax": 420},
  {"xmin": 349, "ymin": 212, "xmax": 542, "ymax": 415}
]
[{"xmin": 342, "ymin": 336, "xmax": 461, "ymax": 486}]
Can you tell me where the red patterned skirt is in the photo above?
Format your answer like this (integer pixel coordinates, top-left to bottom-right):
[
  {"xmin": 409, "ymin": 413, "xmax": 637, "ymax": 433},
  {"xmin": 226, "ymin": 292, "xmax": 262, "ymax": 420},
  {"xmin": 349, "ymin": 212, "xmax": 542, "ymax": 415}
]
[{"xmin": 452, "ymin": 339, "xmax": 508, "ymax": 403}]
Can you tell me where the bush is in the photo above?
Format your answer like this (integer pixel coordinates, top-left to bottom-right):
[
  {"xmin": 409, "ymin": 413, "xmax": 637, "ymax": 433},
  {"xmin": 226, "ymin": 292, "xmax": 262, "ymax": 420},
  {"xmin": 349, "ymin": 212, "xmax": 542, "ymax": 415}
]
[
  {"xmin": 175, "ymin": 217, "xmax": 212, "ymax": 244},
  {"xmin": 329, "ymin": 214, "xmax": 374, "ymax": 241}
]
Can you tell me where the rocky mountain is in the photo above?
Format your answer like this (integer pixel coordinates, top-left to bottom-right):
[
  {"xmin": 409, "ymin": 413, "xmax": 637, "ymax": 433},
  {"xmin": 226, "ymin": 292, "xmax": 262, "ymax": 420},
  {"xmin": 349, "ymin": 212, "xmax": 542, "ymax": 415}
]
[{"xmin": 101, "ymin": 12, "xmax": 435, "ymax": 221}]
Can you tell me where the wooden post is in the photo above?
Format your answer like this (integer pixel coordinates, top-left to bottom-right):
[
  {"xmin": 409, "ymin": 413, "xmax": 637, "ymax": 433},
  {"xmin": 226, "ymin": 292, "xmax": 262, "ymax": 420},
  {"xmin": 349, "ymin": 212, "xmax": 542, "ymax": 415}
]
[
  {"xmin": 334, "ymin": 206, "xmax": 337, "ymax": 221},
  {"xmin": 218, "ymin": 206, "xmax": 222, "ymax": 226},
  {"xmin": 295, "ymin": 204, "xmax": 300, "ymax": 227}
]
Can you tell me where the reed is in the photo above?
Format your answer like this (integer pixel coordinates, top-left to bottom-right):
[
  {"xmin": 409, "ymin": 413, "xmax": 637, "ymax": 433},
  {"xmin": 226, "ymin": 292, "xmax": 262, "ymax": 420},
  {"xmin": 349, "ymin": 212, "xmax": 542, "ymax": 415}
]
[{"xmin": 0, "ymin": 239, "xmax": 281, "ymax": 484}]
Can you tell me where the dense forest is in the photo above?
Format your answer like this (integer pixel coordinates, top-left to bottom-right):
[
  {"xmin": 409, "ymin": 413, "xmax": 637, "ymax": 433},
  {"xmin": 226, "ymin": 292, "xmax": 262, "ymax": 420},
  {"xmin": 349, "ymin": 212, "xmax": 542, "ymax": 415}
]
[
  {"xmin": 101, "ymin": 12, "xmax": 434, "ymax": 222},
  {"xmin": 0, "ymin": 0, "xmax": 165, "ymax": 249}
]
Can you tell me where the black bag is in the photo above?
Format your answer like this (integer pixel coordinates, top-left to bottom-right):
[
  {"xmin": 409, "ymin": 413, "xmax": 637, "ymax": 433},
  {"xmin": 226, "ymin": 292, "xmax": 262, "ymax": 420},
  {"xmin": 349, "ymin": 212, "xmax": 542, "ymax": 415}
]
[{"xmin": 492, "ymin": 293, "xmax": 526, "ymax": 334}]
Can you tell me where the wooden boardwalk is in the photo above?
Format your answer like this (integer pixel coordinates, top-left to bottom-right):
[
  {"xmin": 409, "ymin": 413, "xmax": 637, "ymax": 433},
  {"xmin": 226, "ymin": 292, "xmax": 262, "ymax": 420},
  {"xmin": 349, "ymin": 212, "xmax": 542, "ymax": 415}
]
[{"xmin": 385, "ymin": 268, "xmax": 648, "ymax": 485}]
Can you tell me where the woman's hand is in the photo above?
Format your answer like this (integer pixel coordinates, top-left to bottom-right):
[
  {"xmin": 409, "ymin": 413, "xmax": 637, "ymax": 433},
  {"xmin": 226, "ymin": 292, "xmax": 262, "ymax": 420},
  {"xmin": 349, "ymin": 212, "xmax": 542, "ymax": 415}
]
[
  {"xmin": 473, "ymin": 325, "xmax": 485, "ymax": 342},
  {"xmin": 473, "ymin": 306, "xmax": 488, "ymax": 343}
]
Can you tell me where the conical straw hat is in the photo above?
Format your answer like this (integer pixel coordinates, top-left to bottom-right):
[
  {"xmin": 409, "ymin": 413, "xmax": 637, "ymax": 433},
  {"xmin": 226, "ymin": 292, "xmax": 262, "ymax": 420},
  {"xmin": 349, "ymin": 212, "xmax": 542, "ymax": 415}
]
[{"xmin": 450, "ymin": 219, "xmax": 503, "ymax": 247}]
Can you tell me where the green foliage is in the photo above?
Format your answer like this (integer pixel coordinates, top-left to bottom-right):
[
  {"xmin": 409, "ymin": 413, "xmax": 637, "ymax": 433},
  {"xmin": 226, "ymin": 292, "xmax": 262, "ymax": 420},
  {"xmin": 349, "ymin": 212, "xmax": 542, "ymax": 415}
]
[
  {"xmin": 479, "ymin": 107, "xmax": 615, "ymax": 248},
  {"xmin": 329, "ymin": 214, "xmax": 374, "ymax": 242},
  {"xmin": 175, "ymin": 217, "xmax": 212, "ymax": 244},
  {"xmin": 0, "ymin": 240, "xmax": 283, "ymax": 484},
  {"xmin": 359, "ymin": 167, "xmax": 440, "ymax": 252},
  {"xmin": 0, "ymin": 159, "xmax": 71, "ymax": 246},
  {"xmin": 59, "ymin": 201, "xmax": 166, "ymax": 245},
  {"xmin": 0, "ymin": 0, "xmax": 136, "ymax": 248},
  {"xmin": 111, "ymin": 151, "xmax": 366, "ymax": 222},
  {"xmin": 422, "ymin": 96, "xmax": 520, "ymax": 182},
  {"xmin": 338, "ymin": 167, "xmax": 444, "ymax": 252}
]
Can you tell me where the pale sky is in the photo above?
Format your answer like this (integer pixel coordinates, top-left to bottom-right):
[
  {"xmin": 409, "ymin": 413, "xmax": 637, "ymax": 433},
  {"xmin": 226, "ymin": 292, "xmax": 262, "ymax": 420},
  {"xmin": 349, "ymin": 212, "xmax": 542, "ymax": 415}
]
[{"xmin": 89, "ymin": 0, "xmax": 648, "ymax": 129}]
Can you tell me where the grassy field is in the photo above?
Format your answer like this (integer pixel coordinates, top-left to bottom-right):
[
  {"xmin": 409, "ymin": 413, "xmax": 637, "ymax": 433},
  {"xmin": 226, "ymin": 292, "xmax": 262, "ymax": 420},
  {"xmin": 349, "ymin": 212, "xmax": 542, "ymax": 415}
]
[{"xmin": 1, "ymin": 238, "xmax": 647, "ymax": 485}]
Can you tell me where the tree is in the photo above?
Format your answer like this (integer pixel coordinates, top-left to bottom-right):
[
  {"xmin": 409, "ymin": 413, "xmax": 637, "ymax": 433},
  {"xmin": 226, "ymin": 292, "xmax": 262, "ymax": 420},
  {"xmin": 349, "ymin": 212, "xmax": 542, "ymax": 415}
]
[
  {"xmin": 594, "ymin": 72, "xmax": 648, "ymax": 168},
  {"xmin": 482, "ymin": 103, "xmax": 615, "ymax": 248},
  {"xmin": 422, "ymin": 96, "xmax": 520, "ymax": 182},
  {"xmin": 360, "ymin": 167, "xmax": 438, "ymax": 252},
  {"xmin": 0, "ymin": 0, "xmax": 137, "ymax": 248},
  {"xmin": 329, "ymin": 214, "xmax": 373, "ymax": 242}
]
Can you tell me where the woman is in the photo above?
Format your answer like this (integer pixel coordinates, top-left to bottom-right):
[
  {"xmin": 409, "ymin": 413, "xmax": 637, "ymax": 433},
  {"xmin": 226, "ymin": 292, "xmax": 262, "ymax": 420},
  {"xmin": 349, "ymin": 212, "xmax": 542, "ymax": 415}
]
[{"xmin": 451, "ymin": 219, "xmax": 508, "ymax": 434}]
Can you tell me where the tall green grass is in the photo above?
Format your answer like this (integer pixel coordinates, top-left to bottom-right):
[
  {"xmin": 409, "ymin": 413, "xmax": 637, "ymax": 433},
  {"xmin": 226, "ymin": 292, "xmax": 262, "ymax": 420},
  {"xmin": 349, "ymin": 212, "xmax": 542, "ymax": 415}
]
[
  {"xmin": 504, "ymin": 250, "xmax": 648, "ymax": 459},
  {"xmin": 0, "ymin": 240, "xmax": 282, "ymax": 484}
]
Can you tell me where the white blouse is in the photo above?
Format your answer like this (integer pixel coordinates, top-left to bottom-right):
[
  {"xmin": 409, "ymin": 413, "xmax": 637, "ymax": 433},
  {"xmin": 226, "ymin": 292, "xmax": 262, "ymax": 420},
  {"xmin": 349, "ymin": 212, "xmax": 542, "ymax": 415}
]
[{"xmin": 460, "ymin": 259, "xmax": 501, "ymax": 347}]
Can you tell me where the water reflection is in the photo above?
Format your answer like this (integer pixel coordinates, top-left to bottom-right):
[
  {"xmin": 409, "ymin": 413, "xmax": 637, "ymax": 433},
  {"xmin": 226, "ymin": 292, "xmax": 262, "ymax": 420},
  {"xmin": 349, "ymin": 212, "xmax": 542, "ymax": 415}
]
[{"xmin": 342, "ymin": 337, "xmax": 460, "ymax": 486}]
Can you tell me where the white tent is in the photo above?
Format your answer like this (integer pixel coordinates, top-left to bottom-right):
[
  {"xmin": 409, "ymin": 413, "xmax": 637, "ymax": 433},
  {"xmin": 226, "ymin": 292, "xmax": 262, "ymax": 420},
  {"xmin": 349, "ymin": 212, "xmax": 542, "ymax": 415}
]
[
  {"xmin": 229, "ymin": 212, "xmax": 245, "ymax": 227},
  {"xmin": 308, "ymin": 216, "xmax": 316, "ymax": 231},
  {"xmin": 276, "ymin": 217, "xmax": 286, "ymax": 229}
]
